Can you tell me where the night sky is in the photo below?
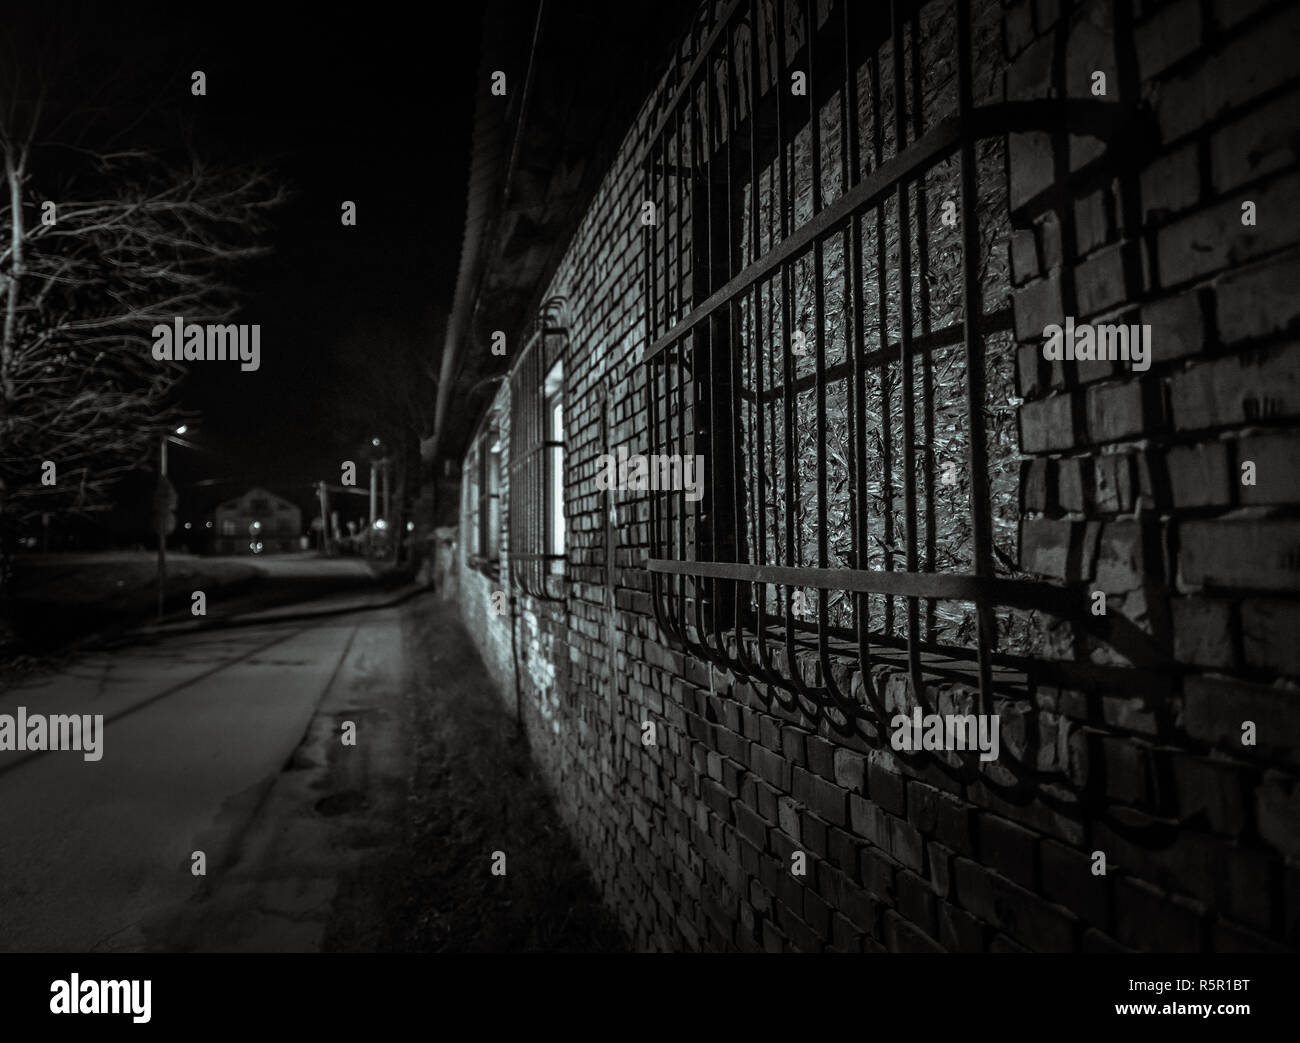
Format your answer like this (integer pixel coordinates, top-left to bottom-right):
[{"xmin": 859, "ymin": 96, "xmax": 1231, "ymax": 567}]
[{"xmin": 42, "ymin": 2, "xmax": 484, "ymax": 522}]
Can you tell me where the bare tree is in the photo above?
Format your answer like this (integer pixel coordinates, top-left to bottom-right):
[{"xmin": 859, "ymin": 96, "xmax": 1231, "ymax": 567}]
[{"xmin": 0, "ymin": 10, "xmax": 287, "ymax": 586}]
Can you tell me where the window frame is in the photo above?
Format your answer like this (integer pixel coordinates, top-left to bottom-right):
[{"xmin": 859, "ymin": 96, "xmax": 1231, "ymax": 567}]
[
  {"xmin": 543, "ymin": 361, "xmax": 566, "ymax": 567},
  {"xmin": 507, "ymin": 307, "xmax": 569, "ymax": 601},
  {"xmin": 466, "ymin": 420, "xmax": 502, "ymax": 577}
]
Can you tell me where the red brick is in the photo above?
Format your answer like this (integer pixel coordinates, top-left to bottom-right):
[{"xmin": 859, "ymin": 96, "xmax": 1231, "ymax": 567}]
[
  {"xmin": 896, "ymin": 870, "xmax": 938, "ymax": 939},
  {"xmin": 1005, "ymin": 0, "xmax": 1035, "ymax": 58},
  {"xmin": 1238, "ymin": 432, "xmax": 1300, "ymax": 505},
  {"xmin": 1013, "ymin": 271, "xmax": 1064, "ymax": 342},
  {"xmin": 1212, "ymin": 0, "xmax": 1276, "ymax": 29},
  {"xmin": 952, "ymin": 857, "xmax": 1076, "ymax": 951},
  {"xmin": 1086, "ymin": 379, "xmax": 1157, "ymax": 444},
  {"xmin": 882, "ymin": 909, "xmax": 945, "ymax": 953},
  {"xmin": 1017, "ymin": 342, "xmax": 1045, "ymax": 399},
  {"xmin": 1170, "ymin": 345, "xmax": 1300, "ymax": 431},
  {"xmin": 907, "ymin": 780, "xmax": 976, "ymax": 854},
  {"xmin": 937, "ymin": 902, "xmax": 986, "ymax": 952},
  {"xmin": 792, "ymin": 766, "xmax": 846, "ymax": 827},
  {"xmin": 1136, "ymin": 0, "xmax": 1202, "ymax": 80},
  {"xmin": 829, "ymin": 912, "xmax": 864, "ymax": 953},
  {"xmin": 1168, "ymin": 753, "xmax": 1250, "ymax": 836},
  {"xmin": 1213, "ymin": 919, "xmax": 1291, "ymax": 953},
  {"xmin": 1156, "ymin": 171, "xmax": 1300, "ymax": 286},
  {"xmin": 1007, "ymin": 34, "xmax": 1054, "ymax": 102},
  {"xmin": 1019, "ymin": 393, "xmax": 1076, "ymax": 453},
  {"xmin": 1040, "ymin": 839, "xmax": 1110, "ymax": 928},
  {"xmin": 832, "ymin": 748, "xmax": 867, "ymax": 793},
  {"xmin": 800, "ymin": 809, "xmax": 830, "ymax": 861},
  {"xmin": 1075, "ymin": 244, "xmax": 1129, "ymax": 317},
  {"xmin": 733, "ymin": 800, "xmax": 769, "ymax": 849},
  {"xmin": 1011, "ymin": 227, "xmax": 1039, "ymax": 286},
  {"xmin": 1140, "ymin": 290, "xmax": 1205, "ymax": 361},
  {"xmin": 1094, "ymin": 520, "xmax": 1159, "ymax": 593},
  {"xmin": 867, "ymin": 753, "xmax": 906, "ymax": 815},
  {"xmin": 781, "ymin": 726, "xmax": 808, "ymax": 766},
  {"xmin": 826, "ymin": 826, "xmax": 860, "ymax": 877},
  {"xmin": 700, "ymin": 778, "xmax": 732, "ymax": 821},
  {"xmin": 1257, "ymin": 770, "xmax": 1300, "ymax": 859},
  {"xmin": 1075, "ymin": 188, "xmax": 1113, "ymax": 255},
  {"xmin": 1057, "ymin": 456, "xmax": 1090, "ymax": 513},
  {"xmin": 927, "ymin": 840, "xmax": 954, "ymax": 898},
  {"xmin": 1241, "ymin": 598, "xmax": 1300, "ymax": 675},
  {"xmin": 1178, "ymin": 518, "xmax": 1300, "ymax": 593},
  {"xmin": 1218, "ymin": 254, "xmax": 1300, "ymax": 346},
  {"xmin": 1183, "ymin": 673, "xmax": 1300, "ymax": 760},
  {"xmin": 979, "ymin": 814, "xmax": 1039, "ymax": 890},
  {"xmin": 1093, "ymin": 451, "xmax": 1136, "ymax": 513},
  {"xmin": 1020, "ymin": 457, "xmax": 1052, "ymax": 513},
  {"xmin": 1081, "ymin": 927, "xmax": 1130, "ymax": 952},
  {"xmin": 1009, "ymin": 132, "xmax": 1055, "ymax": 213},
  {"xmin": 1171, "ymin": 597, "xmax": 1236, "ymax": 668},
  {"xmin": 1164, "ymin": 441, "xmax": 1231, "ymax": 508},
  {"xmin": 1212, "ymin": 85, "xmax": 1300, "ymax": 194},
  {"xmin": 1156, "ymin": 5, "xmax": 1300, "ymax": 142},
  {"xmin": 750, "ymin": 744, "xmax": 791, "ymax": 791},
  {"xmin": 1020, "ymin": 518, "xmax": 1092, "ymax": 580},
  {"xmin": 858, "ymin": 844, "xmax": 897, "ymax": 905},
  {"xmin": 1113, "ymin": 876, "xmax": 1203, "ymax": 952},
  {"xmin": 805, "ymin": 734, "xmax": 835, "ymax": 779},
  {"xmin": 1065, "ymin": 10, "xmax": 1118, "ymax": 109}
]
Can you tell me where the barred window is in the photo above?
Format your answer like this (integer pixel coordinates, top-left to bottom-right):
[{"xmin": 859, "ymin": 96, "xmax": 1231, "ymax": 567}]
[
  {"xmin": 467, "ymin": 422, "xmax": 501, "ymax": 573},
  {"xmin": 464, "ymin": 441, "xmax": 481, "ymax": 558},
  {"xmin": 509, "ymin": 309, "xmax": 569, "ymax": 601},
  {"xmin": 641, "ymin": 0, "xmax": 1086, "ymax": 732}
]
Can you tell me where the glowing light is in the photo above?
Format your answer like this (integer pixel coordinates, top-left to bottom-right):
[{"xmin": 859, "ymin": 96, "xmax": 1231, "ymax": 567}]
[{"xmin": 175, "ymin": 424, "xmax": 188, "ymax": 435}]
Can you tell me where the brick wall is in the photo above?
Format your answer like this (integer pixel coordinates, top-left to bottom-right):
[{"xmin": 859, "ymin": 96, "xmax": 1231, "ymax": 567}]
[{"xmin": 451, "ymin": 0, "xmax": 1300, "ymax": 952}]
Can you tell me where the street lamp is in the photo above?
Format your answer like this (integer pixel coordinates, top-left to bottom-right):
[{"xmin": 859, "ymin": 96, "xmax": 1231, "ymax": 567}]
[{"xmin": 156, "ymin": 423, "xmax": 198, "ymax": 619}]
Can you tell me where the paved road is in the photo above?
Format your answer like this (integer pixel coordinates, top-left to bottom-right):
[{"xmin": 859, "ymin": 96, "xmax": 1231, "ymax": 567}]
[{"xmin": 0, "ymin": 590, "xmax": 414, "ymax": 952}]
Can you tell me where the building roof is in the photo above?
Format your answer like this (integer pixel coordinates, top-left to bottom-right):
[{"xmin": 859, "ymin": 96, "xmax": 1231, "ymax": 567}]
[
  {"xmin": 426, "ymin": 0, "xmax": 703, "ymax": 476},
  {"xmin": 216, "ymin": 487, "xmax": 301, "ymax": 514}
]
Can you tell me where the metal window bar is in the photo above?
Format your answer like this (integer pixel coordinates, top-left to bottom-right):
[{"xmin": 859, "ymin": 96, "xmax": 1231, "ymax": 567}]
[
  {"xmin": 508, "ymin": 316, "xmax": 568, "ymax": 602},
  {"xmin": 478, "ymin": 425, "xmax": 501, "ymax": 565},
  {"xmin": 643, "ymin": 0, "xmax": 1141, "ymax": 739}
]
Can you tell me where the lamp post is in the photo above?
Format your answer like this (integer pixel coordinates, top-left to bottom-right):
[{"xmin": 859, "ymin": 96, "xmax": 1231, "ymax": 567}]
[{"xmin": 155, "ymin": 424, "xmax": 190, "ymax": 619}]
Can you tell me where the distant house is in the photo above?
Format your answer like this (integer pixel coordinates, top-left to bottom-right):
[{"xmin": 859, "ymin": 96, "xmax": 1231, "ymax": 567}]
[{"xmin": 212, "ymin": 487, "xmax": 302, "ymax": 554}]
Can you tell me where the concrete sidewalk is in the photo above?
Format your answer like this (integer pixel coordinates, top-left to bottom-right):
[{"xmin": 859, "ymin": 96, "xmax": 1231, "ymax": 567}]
[{"xmin": 129, "ymin": 579, "xmax": 431, "ymax": 641}]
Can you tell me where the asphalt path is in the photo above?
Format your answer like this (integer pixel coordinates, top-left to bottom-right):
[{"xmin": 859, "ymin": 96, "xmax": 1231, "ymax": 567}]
[{"xmin": 0, "ymin": 593, "xmax": 409, "ymax": 952}]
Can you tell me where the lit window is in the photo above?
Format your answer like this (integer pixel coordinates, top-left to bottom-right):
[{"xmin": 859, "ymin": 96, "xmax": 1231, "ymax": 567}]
[
  {"xmin": 544, "ymin": 362, "xmax": 565, "ymax": 564},
  {"xmin": 481, "ymin": 426, "xmax": 501, "ymax": 563},
  {"xmin": 507, "ymin": 308, "xmax": 568, "ymax": 601},
  {"xmin": 465, "ymin": 445, "xmax": 480, "ymax": 558}
]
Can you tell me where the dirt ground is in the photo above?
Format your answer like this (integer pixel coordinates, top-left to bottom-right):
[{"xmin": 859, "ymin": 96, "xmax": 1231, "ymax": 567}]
[{"xmin": 323, "ymin": 595, "xmax": 628, "ymax": 953}]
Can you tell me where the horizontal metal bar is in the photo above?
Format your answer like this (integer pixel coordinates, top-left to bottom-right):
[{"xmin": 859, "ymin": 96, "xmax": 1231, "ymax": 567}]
[
  {"xmin": 647, "ymin": 558, "xmax": 1080, "ymax": 615},
  {"xmin": 644, "ymin": 0, "xmax": 746, "ymax": 162},
  {"xmin": 742, "ymin": 308, "xmax": 1014, "ymax": 404},
  {"xmin": 508, "ymin": 553, "xmax": 566, "ymax": 563},
  {"xmin": 646, "ymin": 115, "xmax": 964, "ymax": 364}
]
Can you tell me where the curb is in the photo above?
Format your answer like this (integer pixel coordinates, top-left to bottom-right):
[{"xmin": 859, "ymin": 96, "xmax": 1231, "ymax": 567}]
[{"xmin": 124, "ymin": 582, "xmax": 435, "ymax": 642}]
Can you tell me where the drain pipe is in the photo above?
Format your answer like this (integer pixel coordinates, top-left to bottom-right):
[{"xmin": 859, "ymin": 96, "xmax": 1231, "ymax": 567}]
[{"xmin": 509, "ymin": 589, "xmax": 524, "ymax": 738}]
